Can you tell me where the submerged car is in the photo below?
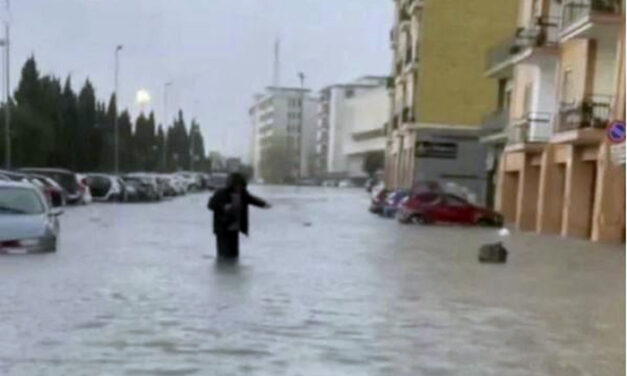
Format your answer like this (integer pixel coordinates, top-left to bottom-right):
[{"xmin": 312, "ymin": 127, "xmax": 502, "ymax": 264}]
[
  {"xmin": 397, "ymin": 192, "xmax": 503, "ymax": 226},
  {"xmin": 84, "ymin": 174, "xmax": 125, "ymax": 202},
  {"xmin": 19, "ymin": 168, "xmax": 90, "ymax": 205},
  {"xmin": 0, "ymin": 181, "xmax": 63, "ymax": 253},
  {"xmin": 381, "ymin": 189, "xmax": 410, "ymax": 218},
  {"xmin": 122, "ymin": 176, "xmax": 160, "ymax": 201}
]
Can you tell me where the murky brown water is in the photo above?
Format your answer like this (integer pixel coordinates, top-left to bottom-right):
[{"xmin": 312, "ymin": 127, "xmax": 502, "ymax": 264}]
[{"xmin": 0, "ymin": 186, "xmax": 624, "ymax": 375}]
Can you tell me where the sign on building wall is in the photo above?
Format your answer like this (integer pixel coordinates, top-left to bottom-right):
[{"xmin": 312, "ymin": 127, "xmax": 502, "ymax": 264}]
[
  {"xmin": 607, "ymin": 121, "xmax": 625, "ymax": 166},
  {"xmin": 415, "ymin": 141, "xmax": 458, "ymax": 159}
]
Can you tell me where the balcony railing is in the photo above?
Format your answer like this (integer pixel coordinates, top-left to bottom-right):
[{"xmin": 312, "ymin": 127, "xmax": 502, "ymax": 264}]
[
  {"xmin": 561, "ymin": 0, "xmax": 622, "ymax": 31},
  {"xmin": 517, "ymin": 16, "xmax": 560, "ymax": 49},
  {"xmin": 556, "ymin": 94, "xmax": 613, "ymax": 132},
  {"xmin": 485, "ymin": 16, "xmax": 559, "ymax": 72},
  {"xmin": 508, "ymin": 112, "xmax": 552, "ymax": 144},
  {"xmin": 482, "ymin": 110, "xmax": 509, "ymax": 132}
]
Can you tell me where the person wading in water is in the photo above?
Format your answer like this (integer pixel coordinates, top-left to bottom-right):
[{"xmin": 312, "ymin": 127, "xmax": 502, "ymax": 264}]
[{"xmin": 207, "ymin": 173, "xmax": 270, "ymax": 259}]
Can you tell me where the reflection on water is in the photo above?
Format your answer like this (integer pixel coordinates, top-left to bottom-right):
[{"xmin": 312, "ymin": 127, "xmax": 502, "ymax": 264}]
[{"xmin": 0, "ymin": 186, "xmax": 623, "ymax": 375}]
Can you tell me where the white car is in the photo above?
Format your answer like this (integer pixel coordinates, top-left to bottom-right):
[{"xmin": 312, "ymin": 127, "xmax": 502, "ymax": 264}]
[
  {"xmin": 0, "ymin": 181, "xmax": 63, "ymax": 253},
  {"xmin": 84, "ymin": 174, "xmax": 124, "ymax": 202}
]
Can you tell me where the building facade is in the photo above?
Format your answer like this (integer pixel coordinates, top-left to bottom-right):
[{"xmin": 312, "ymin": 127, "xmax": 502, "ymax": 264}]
[
  {"xmin": 385, "ymin": 0, "xmax": 518, "ymax": 204},
  {"xmin": 487, "ymin": 0, "xmax": 625, "ymax": 242},
  {"xmin": 343, "ymin": 84, "xmax": 389, "ymax": 177},
  {"xmin": 315, "ymin": 77, "xmax": 387, "ymax": 178},
  {"xmin": 250, "ymin": 87, "xmax": 318, "ymax": 182}
]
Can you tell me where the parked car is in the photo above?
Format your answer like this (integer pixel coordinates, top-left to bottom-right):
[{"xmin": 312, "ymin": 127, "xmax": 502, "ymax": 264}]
[
  {"xmin": 338, "ymin": 179, "xmax": 356, "ymax": 188},
  {"xmin": 369, "ymin": 188, "xmax": 389, "ymax": 214},
  {"xmin": 381, "ymin": 189, "xmax": 410, "ymax": 218},
  {"xmin": 0, "ymin": 181, "xmax": 63, "ymax": 253},
  {"xmin": 26, "ymin": 174, "xmax": 66, "ymax": 207},
  {"xmin": 19, "ymin": 168, "xmax": 90, "ymax": 205},
  {"xmin": 84, "ymin": 174, "xmax": 125, "ymax": 202},
  {"xmin": 322, "ymin": 180, "xmax": 337, "ymax": 187},
  {"xmin": 397, "ymin": 192, "xmax": 503, "ymax": 226},
  {"xmin": 125, "ymin": 173, "xmax": 163, "ymax": 200},
  {"xmin": 122, "ymin": 175, "xmax": 160, "ymax": 201},
  {"xmin": 208, "ymin": 172, "xmax": 228, "ymax": 190}
]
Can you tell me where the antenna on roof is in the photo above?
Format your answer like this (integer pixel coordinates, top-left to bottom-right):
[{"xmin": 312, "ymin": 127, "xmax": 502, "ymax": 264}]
[{"xmin": 273, "ymin": 37, "xmax": 280, "ymax": 87}]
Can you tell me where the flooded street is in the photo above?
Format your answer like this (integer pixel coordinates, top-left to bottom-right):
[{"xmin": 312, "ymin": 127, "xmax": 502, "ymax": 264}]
[{"xmin": 0, "ymin": 186, "xmax": 624, "ymax": 375}]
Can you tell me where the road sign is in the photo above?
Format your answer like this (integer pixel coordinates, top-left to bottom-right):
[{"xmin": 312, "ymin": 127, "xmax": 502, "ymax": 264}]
[
  {"xmin": 610, "ymin": 143, "xmax": 625, "ymax": 166},
  {"xmin": 606, "ymin": 121, "xmax": 626, "ymax": 144}
]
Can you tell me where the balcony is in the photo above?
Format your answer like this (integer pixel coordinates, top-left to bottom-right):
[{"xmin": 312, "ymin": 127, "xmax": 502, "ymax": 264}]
[
  {"xmin": 485, "ymin": 17, "xmax": 559, "ymax": 76},
  {"xmin": 560, "ymin": 0, "xmax": 622, "ymax": 41},
  {"xmin": 507, "ymin": 112, "xmax": 552, "ymax": 147},
  {"xmin": 556, "ymin": 94, "xmax": 612, "ymax": 132}
]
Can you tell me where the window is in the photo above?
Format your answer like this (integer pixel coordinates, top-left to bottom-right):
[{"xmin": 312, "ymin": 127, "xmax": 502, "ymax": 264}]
[
  {"xmin": 416, "ymin": 193, "xmax": 440, "ymax": 205},
  {"xmin": 345, "ymin": 89, "xmax": 354, "ymax": 98},
  {"xmin": 445, "ymin": 195, "xmax": 468, "ymax": 207},
  {"xmin": 523, "ymin": 83, "xmax": 533, "ymax": 114}
]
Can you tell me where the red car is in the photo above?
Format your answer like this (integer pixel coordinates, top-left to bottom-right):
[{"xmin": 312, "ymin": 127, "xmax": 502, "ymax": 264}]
[{"xmin": 397, "ymin": 192, "xmax": 503, "ymax": 226}]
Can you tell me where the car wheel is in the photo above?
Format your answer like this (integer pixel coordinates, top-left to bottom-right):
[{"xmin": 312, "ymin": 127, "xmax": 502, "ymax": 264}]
[
  {"xmin": 398, "ymin": 214, "xmax": 412, "ymax": 224},
  {"xmin": 476, "ymin": 218, "xmax": 495, "ymax": 227},
  {"xmin": 413, "ymin": 214, "xmax": 430, "ymax": 225}
]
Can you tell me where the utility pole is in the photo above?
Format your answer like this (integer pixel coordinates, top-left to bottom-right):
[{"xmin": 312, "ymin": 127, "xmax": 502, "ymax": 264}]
[
  {"xmin": 3, "ymin": 0, "xmax": 10, "ymax": 169},
  {"xmin": 113, "ymin": 45, "xmax": 123, "ymax": 174},
  {"xmin": 190, "ymin": 120, "xmax": 195, "ymax": 172},
  {"xmin": 163, "ymin": 81, "xmax": 172, "ymax": 171},
  {"xmin": 297, "ymin": 72, "xmax": 306, "ymax": 181}
]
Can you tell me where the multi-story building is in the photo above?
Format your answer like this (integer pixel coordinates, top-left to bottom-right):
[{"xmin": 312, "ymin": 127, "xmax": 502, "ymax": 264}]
[
  {"xmin": 488, "ymin": 0, "xmax": 625, "ymax": 242},
  {"xmin": 250, "ymin": 87, "xmax": 318, "ymax": 182},
  {"xmin": 315, "ymin": 76, "xmax": 387, "ymax": 178},
  {"xmin": 343, "ymin": 83, "xmax": 389, "ymax": 177},
  {"xmin": 385, "ymin": 0, "xmax": 518, "ymax": 203}
]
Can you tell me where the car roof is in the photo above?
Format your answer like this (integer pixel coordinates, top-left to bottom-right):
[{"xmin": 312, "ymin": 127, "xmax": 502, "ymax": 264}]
[
  {"xmin": 0, "ymin": 180, "xmax": 38, "ymax": 189},
  {"xmin": 20, "ymin": 167, "xmax": 74, "ymax": 174}
]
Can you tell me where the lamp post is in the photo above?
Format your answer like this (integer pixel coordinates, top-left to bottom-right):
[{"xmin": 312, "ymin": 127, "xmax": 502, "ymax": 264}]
[
  {"xmin": 297, "ymin": 72, "xmax": 306, "ymax": 181},
  {"xmin": 163, "ymin": 81, "xmax": 172, "ymax": 171},
  {"xmin": 113, "ymin": 44, "xmax": 123, "ymax": 174},
  {"xmin": 2, "ymin": 0, "xmax": 9, "ymax": 169}
]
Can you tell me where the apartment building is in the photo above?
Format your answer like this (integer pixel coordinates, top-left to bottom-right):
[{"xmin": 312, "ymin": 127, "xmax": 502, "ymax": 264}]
[
  {"xmin": 385, "ymin": 0, "xmax": 518, "ymax": 203},
  {"xmin": 250, "ymin": 87, "xmax": 318, "ymax": 182},
  {"xmin": 487, "ymin": 0, "xmax": 625, "ymax": 242},
  {"xmin": 315, "ymin": 76, "xmax": 387, "ymax": 178}
]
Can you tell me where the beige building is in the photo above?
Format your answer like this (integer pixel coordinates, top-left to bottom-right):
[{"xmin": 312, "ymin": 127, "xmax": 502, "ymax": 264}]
[
  {"xmin": 488, "ymin": 0, "xmax": 625, "ymax": 242},
  {"xmin": 385, "ymin": 0, "xmax": 519, "ymax": 202}
]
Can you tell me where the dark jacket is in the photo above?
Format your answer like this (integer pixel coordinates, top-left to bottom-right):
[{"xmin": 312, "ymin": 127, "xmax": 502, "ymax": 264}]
[{"xmin": 208, "ymin": 188, "xmax": 267, "ymax": 235}]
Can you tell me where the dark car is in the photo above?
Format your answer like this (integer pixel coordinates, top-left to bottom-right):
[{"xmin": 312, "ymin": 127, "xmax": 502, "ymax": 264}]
[
  {"xmin": 19, "ymin": 168, "xmax": 88, "ymax": 205},
  {"xmin": 398, "ymin": 192, "xmax": 503, "ymax": 226},
  {"xmin": 122, "ymin": 176, "xmax": 159, "ymax": 201},
  {"xmin": 381, "ymin": 189, "xmax": 410, "ymax": 218}
]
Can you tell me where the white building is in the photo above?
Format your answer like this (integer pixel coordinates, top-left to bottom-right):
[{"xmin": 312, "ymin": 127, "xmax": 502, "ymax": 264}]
[
  {"xmin": 250, "ymin": 87, "xmax": 318, "ymax": 182},
  {"xmin": 316, "ymin": 76, "xmax": 388, "ymax": 178}
]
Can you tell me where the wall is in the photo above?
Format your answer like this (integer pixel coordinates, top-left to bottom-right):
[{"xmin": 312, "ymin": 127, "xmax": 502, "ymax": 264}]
[
  {"xmin": 558, "ymin": 39, "xmax": 590, "ymax": 103},
  {"xmin": 592, "ymin": 35, "xmax": 620, "ymax": 96},
  {"xmin": 412, "ymin": 129, "xmax": 487, "ymax": 204},
  {"xmin": 416, "ymin": 0, "xmax": 519, "ymax": 127}
]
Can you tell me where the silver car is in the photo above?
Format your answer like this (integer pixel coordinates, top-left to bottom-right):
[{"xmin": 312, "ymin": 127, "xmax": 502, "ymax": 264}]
[{"xmin": 0, "ymin": 181, "xmax": 63, "ymax": 253}]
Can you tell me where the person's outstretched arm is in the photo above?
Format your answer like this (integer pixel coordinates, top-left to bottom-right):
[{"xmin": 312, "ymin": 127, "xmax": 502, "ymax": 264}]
[{"xmin": 246, "ymin": 192, "xmax": 270, "ymax": 208}]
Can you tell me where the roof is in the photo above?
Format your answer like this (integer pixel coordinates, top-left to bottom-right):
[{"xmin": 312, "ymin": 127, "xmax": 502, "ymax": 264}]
[
  {"xmin": 0, "ymin": 180, "xmax": 37, "ymax": 189},
  {"xmin": 19, "ymin": 167, "xmax": 74, "ymax": 174}
]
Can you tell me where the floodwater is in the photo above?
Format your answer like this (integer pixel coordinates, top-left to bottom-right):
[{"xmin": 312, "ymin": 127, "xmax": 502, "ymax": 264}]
[{"xmin": 0, "ymin": 186, "xmax": 624, "ymax": 375}]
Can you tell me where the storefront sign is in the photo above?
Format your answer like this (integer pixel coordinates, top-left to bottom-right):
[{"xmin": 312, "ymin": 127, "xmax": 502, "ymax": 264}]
[{"xmin": 415, "ymin": 141, "xmax": 457, "ymax": 159}]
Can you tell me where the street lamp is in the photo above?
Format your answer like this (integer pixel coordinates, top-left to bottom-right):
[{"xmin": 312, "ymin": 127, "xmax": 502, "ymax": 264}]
[
  {"xmin": 162, "ymin": 81, "xmax": 172, "ymax": 171},
  {"xmin": 1, "ymin": 1, "xmax": 10, "ymax": 169},
  {"xmin": 297, "ymin": 72, "xmax": 306, "ymax": 180},
  {"xmin": 113, "ymin": 44, "xmax": 123, "ymax": 174}
]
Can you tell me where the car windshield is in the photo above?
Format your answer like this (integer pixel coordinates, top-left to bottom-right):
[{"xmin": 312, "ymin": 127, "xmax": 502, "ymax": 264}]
[{"xmin": 0, "ymin": 187, "xmax": 45, "ymax": 214}]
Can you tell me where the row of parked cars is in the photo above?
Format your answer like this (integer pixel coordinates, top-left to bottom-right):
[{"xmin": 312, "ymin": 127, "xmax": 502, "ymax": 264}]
[
  {"xmin": 368, "ymin": 182, "xmax": 503, "ymax": 227},
  {"xmin": 0, "ymin": 168, "xmax": 229, "ymax": 254}
]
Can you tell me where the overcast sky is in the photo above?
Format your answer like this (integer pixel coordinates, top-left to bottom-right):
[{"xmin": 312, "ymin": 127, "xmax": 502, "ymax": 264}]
[{"xmin": 9, "ymin": 0, "xmax": 392, "ymax": 161}]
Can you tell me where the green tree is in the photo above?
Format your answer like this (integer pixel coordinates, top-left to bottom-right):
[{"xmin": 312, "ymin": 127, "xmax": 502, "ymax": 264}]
[{"xmin": 77, "ymin": 79, "xmax": 97, "ymax": 170}]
